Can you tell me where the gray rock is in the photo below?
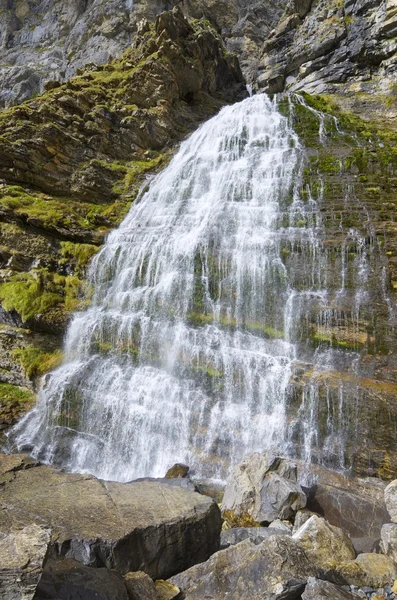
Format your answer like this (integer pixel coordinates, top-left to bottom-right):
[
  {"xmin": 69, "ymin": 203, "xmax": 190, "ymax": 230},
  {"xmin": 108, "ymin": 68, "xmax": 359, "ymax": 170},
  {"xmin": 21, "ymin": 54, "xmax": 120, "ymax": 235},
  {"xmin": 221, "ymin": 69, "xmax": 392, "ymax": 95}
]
[
  {"xmin": 270, "ymin": 519, "xmax": 293, "ymax": 532},
  {"xmin": 302, "ymin": 577, "xmax": 358, "ymax": 599},
  {"xmin": 220, "ymin": 526, "xmax": 291, "ymax": 547},
  {"xmin": 293, "ymin": 509, "xmax": 317, "ymax": 533},
  {"xmin": 221, "ymin": 453, "xmax": 307, "ymax": 523},
  {"xmin": 169, "ymin": 535, "xmax": 316, "ymax": 599},
  {"xmin": 0, "ymin": 524, "xmax": 51, "ymax": 600},
  {"xmin": 34, "ymin": 559, "xmax": 128, "ymax": 600},
  {"xmin": 292, "ymin": 515, "xmax": 356, "ymax": 568},
  {"xmin": 385, "ymin": 480, "xmax": 397, "ymax": 523},
  {"xmin": 381, "ymin": 523, "xmax": 397, "ymax": 562},
  {"xmin": 0, "ymin": 454, "xmax": 221, "ymax": 580}
]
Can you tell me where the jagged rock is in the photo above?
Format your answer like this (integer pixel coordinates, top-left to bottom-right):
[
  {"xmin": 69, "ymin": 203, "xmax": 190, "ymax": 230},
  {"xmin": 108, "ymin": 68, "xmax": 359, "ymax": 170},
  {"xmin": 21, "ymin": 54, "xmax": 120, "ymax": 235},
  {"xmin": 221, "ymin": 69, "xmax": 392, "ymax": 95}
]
[
  {"xmin": 0, "ymin": 523, "xmax": 51, "ymax": 600},
  {"xmin": 34, "ymin": 559, "xmax": 128, "ymax": 600},
  {"xmin": 169, "ymin": 535, "xmax": 316, "ymax": 599},
  {"xmin": 269, "ymin": 519, "xmax": 293, "ymax": 532},
  {"xmin": 221, "ymin": 453, "xmax": 307, "ymax": 523},
  {"xmin": 292, "ymin": 515, "xmax": 356, "ymax": 568},
  {"xmin": 124, "ymin": 571, "xmax": 159, "ymax": 600},
  {"xmin": 301, "ymin": 577, "xmax": 358, "ymax": 599},
  {"xmin": 385, "ymin": 480, "xmax": 397, "ymax": 523},
  {"xmin": 0, "ymin": 454, "xmax": 221, "ymax": 580},
  {"xmin": 381, "ymin": 523, "xmax": 397, "ymax": 562},
  {"xmin": 220, "ymin": 526, "xmax": 291, "ymax": 547}
]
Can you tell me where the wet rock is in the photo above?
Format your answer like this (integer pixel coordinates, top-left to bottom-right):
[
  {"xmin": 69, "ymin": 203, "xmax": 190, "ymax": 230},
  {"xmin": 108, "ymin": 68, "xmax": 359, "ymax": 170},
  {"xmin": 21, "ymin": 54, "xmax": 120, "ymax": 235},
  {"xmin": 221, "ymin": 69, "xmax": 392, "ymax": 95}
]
[
  {"xmin": 34, "ymin": 559, "xmax": 128, "ymax": 600},
  {"xmin": 385, "ymin": 481, "xmax": 397, "ymax": 523},
  {"xmin": 302, "ymin": 577, "xmax": 358, "ymax": 599},
  {"xmin": 165, "ymin": 463, "xmax": 189, "ymax": 479},
  {"xmin": 0, "ymin": 454, "xmax": 221, "ymax": 580},
  {"xmin": 124, "ymin": 571, "xmax": 158, "ymax": 600},
  {"xmin": 292, "ymin": 515, "xmax": 356, "ymax": 568},
  {"xmin": 169, "ymin": 535, "xmax": 316, "ymax": 599},
  {"xmin": 220, "ymin": 526, "xmax": 291, "ymax": 547},
  {"xmin": 221, "ymin": 453, "xmax": 307, "ymax": 523},
  {"xmin": 0, "ymin": 524, "xmax": 50, "ymax": 600},
  {"xmin": 381, "ymin": 523, "xmax": 397, "ymax": 562}
]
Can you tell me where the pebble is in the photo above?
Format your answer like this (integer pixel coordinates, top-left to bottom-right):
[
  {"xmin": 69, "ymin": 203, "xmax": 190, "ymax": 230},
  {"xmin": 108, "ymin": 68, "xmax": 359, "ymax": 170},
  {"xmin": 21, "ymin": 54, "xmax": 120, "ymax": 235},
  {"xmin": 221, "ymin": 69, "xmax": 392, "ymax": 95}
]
[{"xmin": 342, "ymin": 584, "xmax": 397, "ymax": 599}]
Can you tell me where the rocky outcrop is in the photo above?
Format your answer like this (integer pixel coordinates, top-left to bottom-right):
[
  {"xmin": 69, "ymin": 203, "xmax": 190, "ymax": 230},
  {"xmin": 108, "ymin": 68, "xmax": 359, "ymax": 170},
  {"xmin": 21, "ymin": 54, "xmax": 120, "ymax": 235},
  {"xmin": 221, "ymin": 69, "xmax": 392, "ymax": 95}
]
[
  {"xmin": 169, "ymin": 536, "xmax": 315, "ymax": 599},
  {"xmin": 0, "ymin": 523, "xmax": 50, "ymax": 600},
  {"xmin": 221, "ymin": 453, "xmax": 307, "ymax": 523},
  {"xmin": 256, "ymin": 0, "xmax": 397, "ymax": 99},
  {"xmin": 0, "ymin": 453, "xmax": 222, "ymax": 580}
]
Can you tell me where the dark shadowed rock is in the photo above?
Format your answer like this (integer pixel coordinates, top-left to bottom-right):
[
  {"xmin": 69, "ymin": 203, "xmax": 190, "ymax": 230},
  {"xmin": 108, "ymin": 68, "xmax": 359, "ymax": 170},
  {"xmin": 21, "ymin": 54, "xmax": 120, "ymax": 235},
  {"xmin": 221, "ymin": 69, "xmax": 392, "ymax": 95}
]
[
  {"xmin": 169, "ymin": 535, "xmax": 316, "ymax": 599},
  {"xmin": 301, "ymin": 577, "xmax": 358, "ymax": 600},
  {"xmin": 221, "ymin": 453, "xmax": 306, "ymax": 523},
  {"xmin": 220, "ymin": 526, "xmax": 291, "ymax": 547},
  {"xmin": 0, "ymin": 454, "xmax": 221, "ymax": 580},
  {"xmin": 165, "ymin": 464, "xmax": 190, "ymax": 479},
  {"xmin": 34, "ymin": 559, "xmax": 128, "ymax": 600},
  {"xmin": 0, "ymin": 524, "xmax": 50, "ymax": 600}
]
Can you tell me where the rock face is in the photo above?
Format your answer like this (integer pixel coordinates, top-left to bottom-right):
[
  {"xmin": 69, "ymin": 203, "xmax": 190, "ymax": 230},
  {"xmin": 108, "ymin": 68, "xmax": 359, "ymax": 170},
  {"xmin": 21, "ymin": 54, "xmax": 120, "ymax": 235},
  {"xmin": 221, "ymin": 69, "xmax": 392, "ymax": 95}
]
[
  {"xmin": 292, "ymin": 515, "xmax": 356, "ymax": 568},
  {"xmin": 169, "ymin": 535, "xmax": 315, "ymax": 600},
  {"xmin": 256, "ymin": 0, "xmax": 397, "ymax": 97},
  {"xmin": 385, "ymin": 480, "xmax": 397, "ymax": 522},
  {"xmin": 0, "ymin": 454, "xmax": 222, "ymax": 580},
  {"xmin": 221, "ymin": 453, "xmax": 307, "ymax": 523},
  {"xmin": 0, "ymin": 523, "xmax": 50, "ymax": 600}
]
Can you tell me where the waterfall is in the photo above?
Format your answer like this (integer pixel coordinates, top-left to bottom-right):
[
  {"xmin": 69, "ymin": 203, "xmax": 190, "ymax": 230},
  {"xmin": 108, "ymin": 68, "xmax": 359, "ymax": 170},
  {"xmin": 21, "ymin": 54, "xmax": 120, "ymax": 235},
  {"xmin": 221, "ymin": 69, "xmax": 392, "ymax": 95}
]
[{"xmin": 9, "ymin": 93, "xmax": 392, "ymax": 482}]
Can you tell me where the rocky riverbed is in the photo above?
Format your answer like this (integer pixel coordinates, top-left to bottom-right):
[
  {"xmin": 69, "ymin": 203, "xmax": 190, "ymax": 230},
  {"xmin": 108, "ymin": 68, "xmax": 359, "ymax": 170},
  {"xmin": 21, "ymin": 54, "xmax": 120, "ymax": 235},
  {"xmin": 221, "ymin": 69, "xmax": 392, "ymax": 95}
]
[{"xmin": 2, "ymin": 451, "xmax": 397, "ymax": 599}]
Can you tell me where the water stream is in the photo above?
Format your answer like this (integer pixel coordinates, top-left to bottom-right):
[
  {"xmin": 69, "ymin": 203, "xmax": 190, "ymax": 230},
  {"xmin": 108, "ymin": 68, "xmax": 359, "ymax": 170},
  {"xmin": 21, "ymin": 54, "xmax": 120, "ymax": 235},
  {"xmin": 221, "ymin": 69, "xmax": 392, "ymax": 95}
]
[{"xmin": 9, "ymin": 93, "xmax": 392, "ymax": 482}]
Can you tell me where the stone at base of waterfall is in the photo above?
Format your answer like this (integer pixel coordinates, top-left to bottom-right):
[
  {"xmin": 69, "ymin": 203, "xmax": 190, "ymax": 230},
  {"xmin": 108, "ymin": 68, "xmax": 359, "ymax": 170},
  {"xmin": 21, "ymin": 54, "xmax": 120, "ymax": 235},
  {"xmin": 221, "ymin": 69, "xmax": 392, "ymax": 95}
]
[
  {"xmin": 381, "ymin": 523, "xmax": 397, "ymax": 562},
  {"xmin": 320, "ymin": 554, "xmax": 397, "ymax": 588},
  {"xmin": 221, "ymin": 453, "xmax": 307, "ymax": 523},
  {"xmin": 302, "ymin": 578, "xmax": 359, "ymax": 599},
  {"xmin": 124, "ymin": 571, "xmax": 159, "ymax": 600},
  {"xmin": 293, "ymin": 509, "xmax": 318, "ymax": 533},
  {"xmin": 0, "ymin": 524, "xmax": 50, "ymax": 600},
  {"xmin": 385, "ymin": 481, "xmax": 397, "ymax": 523},
  {"xmin": 169, "ymin": 535, "xmax": 316, "ymax": 599},
  {"xmin": 0, "ymin": 453, "xmax": 221, "ymax": 580},
  {"xmin": 220, "ymin": 526, "xmax": 291, "ymax": 547},
  {"xmin": 165, "ymin": 463, "xmax": 189, "ymax": 479},
  {"xmin": 292, "ymin": 515, "xmax": 356, "ymax": 567},
  {"xmin": 34, "ymin": 559, "xmax": 128, "ymax": 600}
]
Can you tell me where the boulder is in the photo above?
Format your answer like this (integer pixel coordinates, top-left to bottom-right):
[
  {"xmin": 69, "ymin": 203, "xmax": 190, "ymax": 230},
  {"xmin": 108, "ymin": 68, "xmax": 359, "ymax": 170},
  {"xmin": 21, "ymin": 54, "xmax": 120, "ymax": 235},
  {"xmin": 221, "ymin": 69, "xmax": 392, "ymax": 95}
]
[
  {"xmin": 292, "ymin": 515, "xmax": 356, "ymax": 568},
  {"xmin": 169, "ymin": 535, "xmax": 316, "ymax": 599},
  {"xmin": 304, "ymin": 466, "xmax": 388, "ymax": 552},
  {"xmin": 0, "ymin": 524, "xmax": 50, "ymax": 600},
  {"xmin": 124, "ymin": 571, "xmax": 159, "ymax": 600},
  {"xmin": 381, "ymin": 523, "xmax": 397, "ymax": 562},
  {"xmin": 0, "ymin": 454, "xmax": 221, "ymax": 580},
  {"xmin": 221, "ymin": 453, "xmax": 307, "ymax": 523},
  {"xmin": 321, "ymin": 553, "xmax": 397, "ymax": 588},
  {"xmin": 301, "ymin": 577, "xmax": 358, "ymax": 599},
  {"xmin": 155, "ymin": 580, "xmax": 181, "ymax": 599},
  {"xmin": 34, "ymin": 559, "xmax": 128, "ymax": 600},
  {"xmin": 220, "ymin": 526, "xmax": 291, "ymax": 547},
  {"xmin": 269, "ymin": 519, "xmax": 293, "ymax": 532},
  {"xmin": 385, "ymin": 480, "xmax": 397, "ymax": 523},
  {"xmin": 293, "ymin": 509, "xmax": 317, "ymax": 533}
]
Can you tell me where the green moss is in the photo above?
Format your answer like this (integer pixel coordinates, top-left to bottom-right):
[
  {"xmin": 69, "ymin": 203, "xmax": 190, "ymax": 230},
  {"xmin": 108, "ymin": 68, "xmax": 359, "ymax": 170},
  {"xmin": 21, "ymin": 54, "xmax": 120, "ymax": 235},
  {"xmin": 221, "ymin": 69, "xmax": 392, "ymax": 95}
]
[
  {"xmin": 12, "ymin": 347, "xmax": 63, "ymax": 378},
  {"xmin": 0, "ymin": 383, "xmax": 34, "ymax": 407},
  {"xmin": 60, "ymin": 242, "xmax": 99, "ymax": 271}
]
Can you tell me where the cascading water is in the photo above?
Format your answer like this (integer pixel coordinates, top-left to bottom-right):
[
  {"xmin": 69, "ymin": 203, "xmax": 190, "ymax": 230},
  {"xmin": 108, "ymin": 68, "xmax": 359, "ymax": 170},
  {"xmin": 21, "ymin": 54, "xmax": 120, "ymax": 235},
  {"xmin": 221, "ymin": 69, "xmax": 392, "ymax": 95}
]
[{"xmin": 9, "ymin": 93, "xmax": 394, "ymax": 482}]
